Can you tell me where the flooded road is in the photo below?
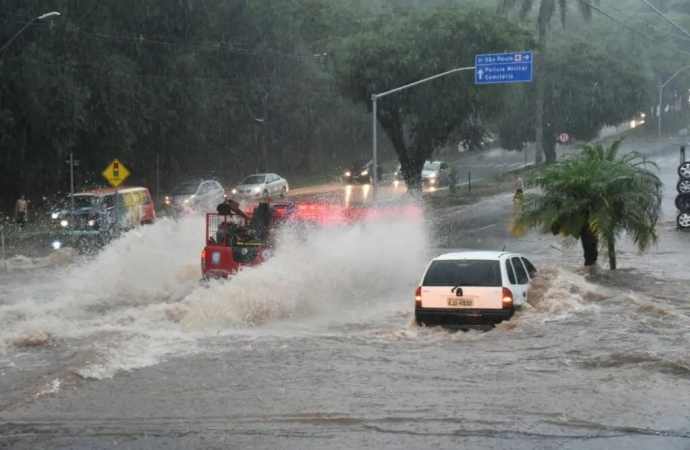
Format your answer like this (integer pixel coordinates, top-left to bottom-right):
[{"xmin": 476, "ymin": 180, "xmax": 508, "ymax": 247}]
[{"xmin": 2, "ymin": 140, "xmax": 690, "ymax": 449}]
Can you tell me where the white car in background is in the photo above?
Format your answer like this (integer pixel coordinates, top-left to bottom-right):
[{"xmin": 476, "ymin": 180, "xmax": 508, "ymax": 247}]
[
  {"xmin": 414, "ymin": 250, "xmax": 538, "ymax": 329},
  {"xmin": 422, "ymin": 160, "xmax": 451, "ymax": 187},
  {"xmin": 164, "ymin": 180, "xmax": 226, "ymax": 213},
  {"xmin": 393, "ymin": 160, "xmax": 452, "ymax": 187},
  {"xmin": 230, "ymin": 173, "xmax": 289, "ymax": 200}
]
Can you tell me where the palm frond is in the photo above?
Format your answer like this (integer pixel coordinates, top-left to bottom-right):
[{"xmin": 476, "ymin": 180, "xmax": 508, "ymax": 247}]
[{"xmin": 514, "ymin": 139, "xmax": 662, "ymax": 260}]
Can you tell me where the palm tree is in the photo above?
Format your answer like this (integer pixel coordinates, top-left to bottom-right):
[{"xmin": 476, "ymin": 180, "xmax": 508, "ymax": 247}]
[
  {"xmin": 511, "ymin": 139, "xmax": 663, "ymax": 269},
  {"xmin": 498, "ymin": 0, "xmax": 600, "ymax": 164}
]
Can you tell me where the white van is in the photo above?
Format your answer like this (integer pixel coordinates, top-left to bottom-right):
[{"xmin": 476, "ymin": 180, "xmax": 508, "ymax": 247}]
[{"xmin": 414, "ymin": 251, "xmax": 538, "ymax": 328}]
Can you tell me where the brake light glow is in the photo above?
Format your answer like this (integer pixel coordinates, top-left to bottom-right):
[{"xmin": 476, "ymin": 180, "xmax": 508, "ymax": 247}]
[
  {"xmin": 415, "ymin": 286, "xmax": 422, "ymax": 308},
  {"xmin": 502, "ymin": 287, "xmax": 514, "ymax": 309},
  {"xmin": 201, "ymin": 249, "xmax": 206, "ymax": 270}
]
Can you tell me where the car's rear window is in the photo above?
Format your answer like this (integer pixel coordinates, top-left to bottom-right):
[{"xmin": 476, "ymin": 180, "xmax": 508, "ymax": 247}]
[{"xmin": 422, "ymin": 259, "xmax": 502, "ymax": 287}]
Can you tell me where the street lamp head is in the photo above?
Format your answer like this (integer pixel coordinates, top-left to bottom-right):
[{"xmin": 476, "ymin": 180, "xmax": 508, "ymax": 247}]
[{"xmin": 38, "ymin": 11, "xmax": 60, "ymax": 20}]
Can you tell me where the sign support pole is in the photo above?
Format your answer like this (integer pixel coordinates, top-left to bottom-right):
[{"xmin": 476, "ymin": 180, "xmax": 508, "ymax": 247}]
[{"xmin": 70, "ymin": 150, "xmax": 75, "ymax": 213}]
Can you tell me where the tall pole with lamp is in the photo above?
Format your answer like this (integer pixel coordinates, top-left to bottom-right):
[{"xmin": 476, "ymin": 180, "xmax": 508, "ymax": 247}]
[
  {"xmin": 658, "ymin": 66, "xmax": 690, "ymax": 138},
  {"xmin": 370, "ymin": 66, "xmax": 476, "ymax": 200},
  {"xmin": 0, "ymin": 11, "xmax": 61, "ymax": 53}
]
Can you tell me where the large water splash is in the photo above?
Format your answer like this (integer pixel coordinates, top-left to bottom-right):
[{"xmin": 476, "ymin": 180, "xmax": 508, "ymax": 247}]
[{"xmin": 0, "ymin": 207, "xmax": 429, "ymax": 378}]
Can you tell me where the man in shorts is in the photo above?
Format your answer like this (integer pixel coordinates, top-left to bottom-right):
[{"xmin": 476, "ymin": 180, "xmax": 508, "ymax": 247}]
[{"xmin": 15, "ymin": 194, "xmax": 28, "ymax": 227}]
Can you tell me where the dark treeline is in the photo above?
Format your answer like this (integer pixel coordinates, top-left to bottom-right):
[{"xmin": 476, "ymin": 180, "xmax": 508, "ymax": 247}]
[
  {"xmin": 0, "ymin": 0, "xmax": 400, "ymax": 212},
  {"xmin": 2, "ymin": 0, "xmax": 690, "ymax": 212}
]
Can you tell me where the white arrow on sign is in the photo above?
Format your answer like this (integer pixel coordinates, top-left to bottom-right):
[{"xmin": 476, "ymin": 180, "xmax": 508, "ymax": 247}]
[
  {"xmin": 524, "ymin": 54, "xmax": 530, "ymax": 60},
  {"xmin": 478, "ymin": 69, "xmax": 484, "ymax": 79}
]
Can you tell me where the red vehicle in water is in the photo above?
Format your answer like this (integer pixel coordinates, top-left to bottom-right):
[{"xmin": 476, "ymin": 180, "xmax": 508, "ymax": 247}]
[{"xmin": 200, "ymin": 200, "xmax": 422, "ymax": 281}]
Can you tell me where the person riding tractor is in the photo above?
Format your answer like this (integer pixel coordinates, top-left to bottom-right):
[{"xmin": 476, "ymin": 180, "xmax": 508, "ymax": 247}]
[{"xmin": 251, "ymin": 194, "xmax": 277, "ymax": 243}]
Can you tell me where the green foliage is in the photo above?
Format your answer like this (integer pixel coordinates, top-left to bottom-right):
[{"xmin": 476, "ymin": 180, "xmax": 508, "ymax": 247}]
[
  {"xmin": 498, "ymin": 41, "xmax": 648, "ymax": 154},
  {"xmin": 513, "ymin": 138, "xmax": 662, "ymax": 269},
  {"xmin": 498, "ymin": 0, "xmax": 599, "ymax": 36},
  {"xmin": 0, "ymin": 0, "xmax": 385, "ymax": 210},
  {"xmin": 334, "ymin": 5, "xmax": 535, "ymax": 190}
]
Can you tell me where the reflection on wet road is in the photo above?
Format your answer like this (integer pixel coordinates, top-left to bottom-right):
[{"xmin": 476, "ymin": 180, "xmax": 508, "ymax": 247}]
[{"xmin": 3, "ymin": 140, "xmax": 690, "ymax": 449}]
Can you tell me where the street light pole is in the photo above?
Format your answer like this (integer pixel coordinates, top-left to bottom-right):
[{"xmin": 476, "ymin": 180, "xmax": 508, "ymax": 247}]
[
  {"xmin": 70, "ymin": 150, "xmax": 75, "ymax": 213},
  {"xmin": 658, "ymin": 65, "xmax": 690, "ymax": 138},
  {"xmin": 0, "ymin": 11, "xmax": 60, "ymax": 53},
  {"xmin": 370, "ymin": 65, "xmax": 475, "ymax": 200}
]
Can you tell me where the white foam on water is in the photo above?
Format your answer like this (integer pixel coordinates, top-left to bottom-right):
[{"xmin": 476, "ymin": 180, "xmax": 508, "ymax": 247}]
[{"xmin": 0, "ymin": 207, "xmax": 429, "ymax": 379}]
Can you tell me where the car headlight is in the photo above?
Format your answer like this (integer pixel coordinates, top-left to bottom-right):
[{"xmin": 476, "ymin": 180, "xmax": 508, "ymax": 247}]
[
  {"xmin": 231, "ymin": 189, "xmax": 237, "ymax": 194},
  {"xmin": 361, "ymin": 170, "xmax": 368, "ymax": 176},
  {"xmin": 254, "ymin": 187, "xmax": 262, "ymax": 193},
  {"xmin": 428, "ymin": 173, "xmax": 436, "ymax": 178},
  {"xmin": 60, "ymin": 220, "xmax": 68, "ymax": 227},
  {"xmin": 51, "ymin": 212, "xmax": 59, "ymax": 219},
  {"xmin": 51, "ymin": 241, "xmax": 62, "ymax": 250},
  {"xmin": 88, "ymin": 219, "xmax": 95, "ymax": 226},
  {"xmin": 344, "ymin": 171, "xmax": 351, "ymax": 177},
  {"xmin": 429, "ymin": 178, "xmax": 436, "ymax": 184}
]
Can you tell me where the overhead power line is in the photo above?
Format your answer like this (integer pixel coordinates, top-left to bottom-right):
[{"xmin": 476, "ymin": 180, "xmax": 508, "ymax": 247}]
[
  {"xmin": 639, "ymin": 0, "xmax": 690, "ymax": 40},
  {"xmin": 579, "ymin": 0, "xmax": 690, "ymax": 58},
  {"xmin": 601, "ymin": 1, "xmax": 690, "ymax": 43}
]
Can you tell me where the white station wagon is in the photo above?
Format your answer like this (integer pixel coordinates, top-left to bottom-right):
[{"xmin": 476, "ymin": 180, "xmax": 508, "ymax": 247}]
[{"xmin": 414, "ymin": 250, "xmax": 538, "ymax": 328}]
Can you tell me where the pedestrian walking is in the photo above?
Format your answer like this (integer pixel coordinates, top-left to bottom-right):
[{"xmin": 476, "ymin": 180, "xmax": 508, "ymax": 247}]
[{"xmin": 15, "ymin": 194, "xmax": 28, "ymax": 228}]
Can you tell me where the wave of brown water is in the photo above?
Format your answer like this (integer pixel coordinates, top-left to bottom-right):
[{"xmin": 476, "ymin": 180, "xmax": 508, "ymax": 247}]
[{"xmin": 2, "ymin": 208, "xmax": 690, "ymax": 442}]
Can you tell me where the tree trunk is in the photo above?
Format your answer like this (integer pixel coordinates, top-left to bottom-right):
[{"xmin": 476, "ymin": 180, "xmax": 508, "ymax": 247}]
[
  {"xmin": 543, "ymin": 135, "xmax": 557, "ymax": 163},
  {"xmin": 534, "ymin": 31, "xmax": 547, "ymax": 164},
  {"xmin": 580, "ymin": 223, "xmax": 598, "ymax": 266},
  {"xmin": 607, "ymin": 237, "xmax": 616, "ymax": 270},
  {"xmin": 401, "ymin": 157, "xmax": 423, "ymax": 193}
]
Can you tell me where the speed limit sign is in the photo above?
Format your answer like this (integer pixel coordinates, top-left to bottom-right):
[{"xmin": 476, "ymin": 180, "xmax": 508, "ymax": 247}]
[{"xmin": 558, "ymin": 133, "xmax": 569, "ymax": 144}]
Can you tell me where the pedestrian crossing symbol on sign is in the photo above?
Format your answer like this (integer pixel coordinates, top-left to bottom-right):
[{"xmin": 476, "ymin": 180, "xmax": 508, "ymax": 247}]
[{"xmin": 102, "ymin": 158, "xmax": 131, "ymax": 188}]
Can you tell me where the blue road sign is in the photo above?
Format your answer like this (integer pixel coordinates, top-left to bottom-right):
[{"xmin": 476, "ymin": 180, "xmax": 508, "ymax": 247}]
[{"xmin": 474, "ymin": 52, "xmax": 533, "ymax": 85}]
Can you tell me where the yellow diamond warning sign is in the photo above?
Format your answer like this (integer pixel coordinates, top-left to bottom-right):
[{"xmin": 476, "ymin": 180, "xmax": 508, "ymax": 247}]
[{"xmin": 102, "ymin": 158, "xmax": 131, "ymax": 188}]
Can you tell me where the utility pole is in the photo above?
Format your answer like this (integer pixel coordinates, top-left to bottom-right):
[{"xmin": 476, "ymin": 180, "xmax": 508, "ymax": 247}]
[
  {"xmin": 156, "ymin": 152, "xmax": 160, "ymax": 205},
  {"xmin": 658, "ymin": 66, "xmax": 690, "ymax": 138},
  {"xmin": 370, "ymin": 66, "xmax": 476, "ymax": 200},
  {"xmin": 69, "ymin": 151, "xmax": 75, "ymax": 212},
  {"xmin": 0, "ymin": 11, "xmax": 60, "ymax": 53}
]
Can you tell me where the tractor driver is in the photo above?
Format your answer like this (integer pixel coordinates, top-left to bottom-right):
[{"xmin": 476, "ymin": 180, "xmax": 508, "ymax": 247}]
[{"xmin": 251, "ymin": 195, "xmax": 277, "ymax": 242}]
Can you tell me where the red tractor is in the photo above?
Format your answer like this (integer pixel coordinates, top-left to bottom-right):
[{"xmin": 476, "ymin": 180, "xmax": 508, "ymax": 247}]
[{"xmin": 199, "ymin": 200, "xmax": 423, "ymax": 281}]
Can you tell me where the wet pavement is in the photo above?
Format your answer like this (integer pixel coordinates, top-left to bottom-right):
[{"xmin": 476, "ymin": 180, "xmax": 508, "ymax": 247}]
[{"xmin": 2, "ymin": 139, "xmax": 690, "ymax": 449}]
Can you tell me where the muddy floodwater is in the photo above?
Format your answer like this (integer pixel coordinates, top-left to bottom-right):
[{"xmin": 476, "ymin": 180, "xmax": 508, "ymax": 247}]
[{"xmin": 2, "ymin": 144, "xmax": 690, "ymax": 449}]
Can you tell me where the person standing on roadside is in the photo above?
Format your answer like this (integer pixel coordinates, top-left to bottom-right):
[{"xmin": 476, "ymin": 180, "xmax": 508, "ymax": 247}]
[
  {"xmin": 15, "ymin": 194, "xmax": 28, "ymax": 227},
  {"xmin": 515, "ymin": 175, "xmax": 524, "ymax": 197}
]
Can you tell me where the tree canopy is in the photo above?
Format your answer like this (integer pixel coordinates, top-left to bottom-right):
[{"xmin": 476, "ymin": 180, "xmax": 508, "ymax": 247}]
[
  {"xmin": 511, "ymin": 139, "xmax": 662, "ymax": 269},
  {"xmin": 334, "ymin": 5, "xmax": 535, "ymax": 190},
  {"xmin": 498, "ymin": 41, "xmax": 649, "ymax": 155},
  {"xmin": 1, "ymin": 0, "xmax": 688, "ymax": 212},
  {"xmin": 0, "ymin": 0, "xmax": 382, "ymax": 211}
]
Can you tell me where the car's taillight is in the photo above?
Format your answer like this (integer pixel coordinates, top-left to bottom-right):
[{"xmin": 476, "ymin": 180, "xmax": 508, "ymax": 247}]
[
  {"xmin": 502, "ymin": 287, "xmax": 514, "ymax": 309},
  {"xmin": 414, "ymin": 286, "xmax": 422, "ymax": 308},
  {"xmin": 201, "ymin": 249, "xmax": 206, "ymax": 270}
]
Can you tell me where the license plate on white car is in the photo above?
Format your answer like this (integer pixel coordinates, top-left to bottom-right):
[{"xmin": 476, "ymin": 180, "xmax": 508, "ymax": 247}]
[{"xmin": 448, "ymin": 298, "xmax": 473, "ymax": 307}]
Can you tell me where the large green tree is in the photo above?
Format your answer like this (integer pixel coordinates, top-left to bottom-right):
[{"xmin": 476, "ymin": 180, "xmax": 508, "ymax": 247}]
[
  {"xmin": 498, "ymin": 41, "xmax": 648, "ymax": 153},
  {"xmin": 498, "ymin": 0, "xmax": 600, "ymax": 163},
  {"xmin": 334, "ymin": 6, "xmax": 535, "ymax": 191},
  {"xmin": 0, "ymin": 0, "xmax": 386, "ymax": 212},
  {"xmin": 512, "ymin": 139, "xmax": 662, "ymax": 269}
]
